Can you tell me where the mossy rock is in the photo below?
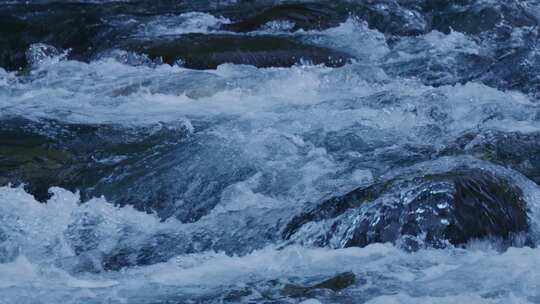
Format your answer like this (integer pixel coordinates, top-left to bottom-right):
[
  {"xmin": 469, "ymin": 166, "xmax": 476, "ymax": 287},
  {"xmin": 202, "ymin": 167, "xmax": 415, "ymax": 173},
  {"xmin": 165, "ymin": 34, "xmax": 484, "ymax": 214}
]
[{"xmin": 0, "ymin": 117, "xmax": 188, "ymax": 202}]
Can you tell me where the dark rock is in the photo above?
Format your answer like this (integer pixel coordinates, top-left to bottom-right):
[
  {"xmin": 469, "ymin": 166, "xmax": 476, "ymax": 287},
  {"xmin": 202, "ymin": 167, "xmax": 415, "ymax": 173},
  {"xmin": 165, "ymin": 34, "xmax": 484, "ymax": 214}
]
[
  {"xmin": 0, "ymin": 1, "xmax": 209, "ymax": 70},
  {"xmin": 441, "ymin": 170, "xmax": 528, "ymax": 245},
  {"xmin": 0, "ymin": 4, "xmax": 113, "ymax": 70},
  {"xmin": 480, "ymin": 31, "xmax": 540, "ymax": 97},
  {"xmin": 282, "ymin": 272, "xmax": 356, "ymax": 298},
  {"xmin": 123, "ymin": 34, "xmax": 354, "ymax": 69},
  {"xmin": 0, "ymin": 117, "xmax": 188, "ymax": 203},
  {"xmin": 0, "ymin": 14, "xmax": 38, "ymax": 70},
  {"xmin": 430, "ymin": 2, "xmax": 537, "ymax": 35},
  {"xmin": 0, "ymin": 118, "xmax": 80, "ymax": 201},
  {"xmin": 0, "ymin": 117, "xmax": 259, "ymax": 224},
  {"xmin": 282, "ymin": 284, "xmax": 311, "ymax": 298},
  {"xmin": 283, "ymin": 168, "xmax": 529, "ymax": 250},
  {"xmin": 221, "ymin": 2, "xmax": 350, "ymax": 32},
  {"xmin": 445, "ymin": 131, "xmax": 540, "ymax": 185},
  {"xmin": 216, "ymin": 271, "xmax": 358, "ymax": 302},
  {"xmin": 313, "ymin": 271, "xmax": 356, "ymax": 291},
  {"xmin": 0, "ymin": 1, "xmax": 359, "ymax": 70},
  {"xmin": 283, "ymin": 182, "xmax": 389, "ymax": 240},
  {"xmin": 223, "ymin": 0, "xmax": 429, "ymax": 36},
  {"xmin": 223, "ymin": 287, "xmax": 253, "ymax": 302}
]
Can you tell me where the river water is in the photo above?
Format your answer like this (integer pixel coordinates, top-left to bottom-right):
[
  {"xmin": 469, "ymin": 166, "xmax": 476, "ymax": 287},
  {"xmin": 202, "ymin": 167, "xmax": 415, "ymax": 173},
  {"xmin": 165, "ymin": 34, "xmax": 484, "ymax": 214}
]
[{"xmin": 1, "ymin": 1, "xmax": 540, "ymax": 303}]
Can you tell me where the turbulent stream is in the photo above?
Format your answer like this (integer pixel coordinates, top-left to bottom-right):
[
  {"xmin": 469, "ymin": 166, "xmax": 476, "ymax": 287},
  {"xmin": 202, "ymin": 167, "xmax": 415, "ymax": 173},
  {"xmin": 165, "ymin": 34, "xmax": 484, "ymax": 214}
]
[{"xmin": 1, "ymin": 0, "xmax": 540, "ymax": 303}]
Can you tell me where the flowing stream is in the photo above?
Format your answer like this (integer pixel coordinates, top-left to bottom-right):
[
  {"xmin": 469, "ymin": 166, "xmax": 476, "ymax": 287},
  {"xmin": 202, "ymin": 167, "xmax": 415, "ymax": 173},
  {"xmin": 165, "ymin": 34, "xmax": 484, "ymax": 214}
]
[{"xmin": 1, "ymin": 1, "xmax": 540, "ymax": 303}]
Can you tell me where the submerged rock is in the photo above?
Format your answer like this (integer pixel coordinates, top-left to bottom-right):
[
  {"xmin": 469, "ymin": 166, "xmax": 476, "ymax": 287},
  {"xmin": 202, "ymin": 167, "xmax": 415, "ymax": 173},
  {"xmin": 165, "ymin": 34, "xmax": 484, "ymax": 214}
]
[
  {"xmin": 123, "ymin": 34, "xmax": 354, "ymax": 69},
  {"xmin": 222, "ymin": 1, "xmax": 428, "ymax": 36},
  {"xmin": 0, "ymin": 14, "xmax": 36, "ymax": 70},
  {"xmin": 0, "ymin": 118, "xmax": 260, "ymax": 224},
  {"xmin": 282, "ymin": 272, "xmax": 356, "ymax": 297},
  {"xmin": 480, "ymin": 30, "xmax": 540, "ymax": 97},
  {"xmin": 0, "ymin": 1, "xmax": 216, "ymax": 70},
  {"xmin": 283, "ymin": 167, "xmax": 529, "ymax": 251},
  {"xmin": 444, "ymin": 131, "xmax": 540, "ymax": 185},
  {"xmin": 430, "ymin": 1, "xmax": 537, "ymax": 35},
  {"xmin": 0, "ymin": 4, "xmax": 114, "ymax": 70},
  {"xmin": 221, "ymin": 2, "xmax": 350, "ymax": 32},
  {"xmin": 312, "ymin": 271, "xmax": 356, "ymax": 291},
  {"xmin": 0, "ymin": 117, "xmax": 189, "ymax": 203},
  {"xmin": 218, "ymin": 271, "xmax": 357, "ymax": 302}
]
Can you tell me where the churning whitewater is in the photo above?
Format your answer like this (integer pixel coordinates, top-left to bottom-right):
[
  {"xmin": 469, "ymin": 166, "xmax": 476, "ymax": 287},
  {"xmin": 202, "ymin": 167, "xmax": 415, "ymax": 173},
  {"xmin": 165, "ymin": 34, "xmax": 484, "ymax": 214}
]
[{"xmin": 1, "ymin": 0, "xmax": 540, "ymax": 303}]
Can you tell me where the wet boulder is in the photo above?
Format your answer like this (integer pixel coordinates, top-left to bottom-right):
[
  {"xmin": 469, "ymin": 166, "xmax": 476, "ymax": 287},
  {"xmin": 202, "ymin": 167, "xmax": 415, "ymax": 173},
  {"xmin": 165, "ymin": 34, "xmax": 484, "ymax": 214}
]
[
  {"xmin": 222, "ymin": 272, "xmax": 357, "ymax": 302},
  {"xmin": 0, "ymin": 117, "xmax": 257, "ymax": 224},
  {"xmin": 122, "ymin": 34, "xmax": 354, "ymax": 69},
  {"xmin": 430, "ymin": 1, "xmax": 537, "ymax": 35},
  {"xmin": 0, "ymin": 1, "xmax": 199, "ymax": 70},
  {"xmin": 221, "ymin": 2, "xmax": 351, "ymax": 32},
  {"xmin": 0, "ymin": 117, "xmax": 189, "ymax": 202},
  {"xmin": 0, "ymin": 14, "xmax": 40, "ymax": 70},
  {"xmin": 312, "ymin": 271, "xmax": 356, "ymax": 291},
  {"xmin": 0, "ymin": 4, "xmax": 113, "ymax": 70},
  {"xmin": 220, "ymin": 0, "xmax": 429, "ymax": 36},
  {"xmin": 480, "ymin": 32, "xmax": 540, "ymax": 97},
  {"xmin": 283, "ymin": 168, "xmax": 529, "ymax": 251},
  {"xmin": 445, "ymin": 131, "xmax": 540, "ymax": 185},
  {"xmin": 0, "ymin": 118, "xmax": 83, "ymax": 201},
  {"xmin": 282, "ymin": 271, "xmax": 356, "ymax": 297}
]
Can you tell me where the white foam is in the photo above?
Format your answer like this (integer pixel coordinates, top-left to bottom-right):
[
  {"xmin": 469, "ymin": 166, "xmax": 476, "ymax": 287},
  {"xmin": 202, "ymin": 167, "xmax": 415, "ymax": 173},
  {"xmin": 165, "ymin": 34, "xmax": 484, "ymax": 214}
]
[
  {"xmin": 0, "ymin": 184, "xmax": 539, "ymax": 302},
  {"xmin": 0, "ymin": 185, "xmax": 178, "ymax": 270},
  {"xmin": 137, "ymin": 12, "xmax": 231, "ymax": 36},
  {"xmin": 365, "ymin": 294, "xmax": 532, "ymax": 304},
  {"xmin": 1, "ymin": 14, "xmax": 540, "ymax": 303}
]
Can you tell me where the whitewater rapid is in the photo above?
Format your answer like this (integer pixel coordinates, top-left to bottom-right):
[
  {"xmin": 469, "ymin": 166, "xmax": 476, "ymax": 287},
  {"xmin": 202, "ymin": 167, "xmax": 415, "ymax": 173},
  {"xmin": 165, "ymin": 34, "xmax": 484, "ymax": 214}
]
[
  {"xmin": 1, "ymin": 183, "xmax": 539, "ymax": 303},
  {"xmin": 2, "ymin": 2, "xmax": 540, "ymax": 303}
]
